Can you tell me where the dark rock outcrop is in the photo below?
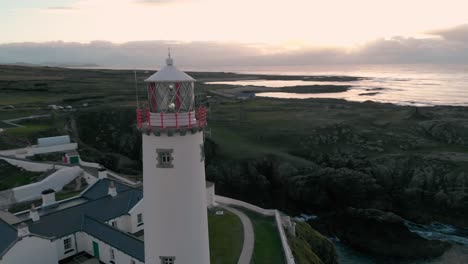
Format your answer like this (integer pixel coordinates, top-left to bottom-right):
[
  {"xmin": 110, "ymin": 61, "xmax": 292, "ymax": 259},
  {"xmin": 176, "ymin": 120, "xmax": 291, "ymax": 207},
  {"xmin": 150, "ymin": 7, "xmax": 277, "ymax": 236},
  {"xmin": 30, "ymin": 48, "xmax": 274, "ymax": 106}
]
[
  {"xmin": 312, "ymin": 208, "xmax": 452, "ymax": 259},
  {"xmin": 419, "ymin": 120, "xmax": 468, "ymax": 145}
]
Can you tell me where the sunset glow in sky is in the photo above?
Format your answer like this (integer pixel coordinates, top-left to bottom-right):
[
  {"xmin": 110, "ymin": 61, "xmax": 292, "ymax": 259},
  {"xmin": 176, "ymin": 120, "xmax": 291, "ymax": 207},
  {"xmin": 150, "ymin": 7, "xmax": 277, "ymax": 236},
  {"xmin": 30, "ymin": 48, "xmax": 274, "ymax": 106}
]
[{"xmin": 2, "ymin": 0, "xmax": 468, "ymax": 47}]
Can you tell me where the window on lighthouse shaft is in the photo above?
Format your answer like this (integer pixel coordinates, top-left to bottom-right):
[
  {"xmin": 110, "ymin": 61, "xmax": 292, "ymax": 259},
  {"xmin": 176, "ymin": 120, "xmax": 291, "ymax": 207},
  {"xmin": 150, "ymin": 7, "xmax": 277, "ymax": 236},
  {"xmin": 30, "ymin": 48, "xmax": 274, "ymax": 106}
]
[
  {"xmin": 160, "ymin": 256, "xmax": 175, "ymax": 264},
  {"xmin": 156, "ymin": 149, "xmax": 174, "ymax": 168}
]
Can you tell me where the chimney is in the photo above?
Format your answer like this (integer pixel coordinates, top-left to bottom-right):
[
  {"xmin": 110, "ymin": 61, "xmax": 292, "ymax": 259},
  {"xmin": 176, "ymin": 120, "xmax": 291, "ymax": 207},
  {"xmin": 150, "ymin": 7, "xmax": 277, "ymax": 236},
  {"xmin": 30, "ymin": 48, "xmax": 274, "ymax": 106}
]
[
  {"xmin": 18, "ymin": 223, "xmax": 30, "ymax": 237},
  {"xmin": 108, "ymin": 181, "xmax": 117, "ymax": 197},
  {"xmin": 29, "ymin": 205, "xmax": 40, "ymax": 222},
  {"xmin": 98, "ymin": 168, "xmax": 107, "ymax": 179},
  {"xmin": 41, "ymin": 189, "xmax": 56, "ymax": 207},
  {"xmin": 17, "ymin": 223, "xmax": 30, "ymax": 237}
]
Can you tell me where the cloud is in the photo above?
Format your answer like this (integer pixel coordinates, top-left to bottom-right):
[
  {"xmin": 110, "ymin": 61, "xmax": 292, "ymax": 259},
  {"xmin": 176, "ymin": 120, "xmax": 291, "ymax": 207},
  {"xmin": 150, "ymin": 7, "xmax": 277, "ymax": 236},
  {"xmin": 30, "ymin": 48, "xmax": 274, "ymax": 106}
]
[
  {"xmin": 135, "ymin": 0, "xmax": 190, "ymax": 5},
  {"xmin": 1, "ymin": 28, "xmax": 468, "ymax": 69},
  {"xmin": 0, "ymin": 40, "xmax": 260, "ymax": 69},
  {"xmin": 47, "ymin": 6, "xmax": 76, "ymax": 10},
  {"xmin": 428, "ymin": 24, "xmax": 468, "ymax": 43}
]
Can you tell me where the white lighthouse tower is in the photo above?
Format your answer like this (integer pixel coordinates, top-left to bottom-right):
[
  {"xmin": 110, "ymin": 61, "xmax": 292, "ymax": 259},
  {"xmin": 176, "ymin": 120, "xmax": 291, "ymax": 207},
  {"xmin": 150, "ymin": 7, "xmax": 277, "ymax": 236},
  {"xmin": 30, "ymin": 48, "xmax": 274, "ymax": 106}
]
[{"xmin": 137, "ymin": 54, "xmax": 210, "ymax": 264}]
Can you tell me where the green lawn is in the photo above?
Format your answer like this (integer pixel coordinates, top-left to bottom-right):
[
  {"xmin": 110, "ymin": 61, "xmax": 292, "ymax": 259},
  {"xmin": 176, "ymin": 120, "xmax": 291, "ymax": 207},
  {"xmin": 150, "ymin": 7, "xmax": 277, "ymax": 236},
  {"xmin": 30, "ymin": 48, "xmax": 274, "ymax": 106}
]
[
  {"xmin": 238, "ymin": 208, "xmax": 285, "ymax": 264},
  {"xmin": 209, "ymin": 208, "xmax": 244, "ymax": 264},
  {"xmin": 0, "ymin": 114, "xmax": 66, "ymax": 150},
  {"xmin": 0, "ymin": 160, "xmax": 44, "ymax": 191},
  {"xmin": 4, "ymin": 124, "xmax": 52, "ymax": 137}
]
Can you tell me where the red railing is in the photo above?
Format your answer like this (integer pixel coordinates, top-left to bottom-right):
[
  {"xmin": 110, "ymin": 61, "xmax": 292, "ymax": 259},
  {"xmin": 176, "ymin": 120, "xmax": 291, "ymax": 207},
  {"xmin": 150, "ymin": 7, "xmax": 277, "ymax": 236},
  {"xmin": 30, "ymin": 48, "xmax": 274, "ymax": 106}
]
[
  {"xmin": 146, "ymin": 108, "xmax": 151, "ymax": 131},
  {"xmin": 136, "ymin": 109, "xmax": 143, "ymax": 129},
  {"xmin": 136, "ymin": 107, "xmax": 208, "ymax": 130},
  {"xmin": 197, "ymin": 106, "xmax": 208, "ymax": 127}
]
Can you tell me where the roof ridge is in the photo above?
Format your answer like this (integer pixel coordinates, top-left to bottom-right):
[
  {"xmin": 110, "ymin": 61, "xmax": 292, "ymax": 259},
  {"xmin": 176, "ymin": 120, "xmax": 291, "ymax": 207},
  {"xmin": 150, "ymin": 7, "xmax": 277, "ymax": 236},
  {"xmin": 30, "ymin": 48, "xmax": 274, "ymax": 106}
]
[
  {"xmin": 17, "ymin": 188, "xmax": 137, "ymax": 223},
  {"xmin": 82, "ymin": 215, "xmax": 143, "ymax": 243},
  {"xmin": 126, "ymin": 191, "xmax": 134, "ymax": 211}
]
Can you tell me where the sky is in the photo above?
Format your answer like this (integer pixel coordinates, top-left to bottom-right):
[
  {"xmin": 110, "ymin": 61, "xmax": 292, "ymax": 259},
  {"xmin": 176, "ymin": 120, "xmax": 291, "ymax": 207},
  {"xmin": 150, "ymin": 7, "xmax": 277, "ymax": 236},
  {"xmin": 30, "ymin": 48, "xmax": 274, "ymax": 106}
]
[{"xmin": 1, "ymin": 0, "xmax": 468, "ymax": 68}]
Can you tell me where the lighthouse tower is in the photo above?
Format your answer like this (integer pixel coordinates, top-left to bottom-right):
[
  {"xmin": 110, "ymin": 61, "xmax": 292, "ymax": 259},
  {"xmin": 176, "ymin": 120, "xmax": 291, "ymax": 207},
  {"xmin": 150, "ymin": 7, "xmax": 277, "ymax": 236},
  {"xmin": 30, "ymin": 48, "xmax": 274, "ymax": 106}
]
[{"xmin": 137, "ymin": 54, "xmax": 210, "ymax": 264}]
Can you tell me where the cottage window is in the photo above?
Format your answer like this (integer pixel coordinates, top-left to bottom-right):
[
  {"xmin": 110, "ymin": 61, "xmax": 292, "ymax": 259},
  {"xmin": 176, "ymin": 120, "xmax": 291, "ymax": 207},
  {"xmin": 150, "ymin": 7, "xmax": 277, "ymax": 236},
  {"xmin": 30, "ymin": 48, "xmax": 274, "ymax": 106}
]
[
  {"xmin": 63, "ymin": 238, "xmax": 72, "ymax": 251},
  {"xmin": 137, "ymin": 213, "xmax": 143, "ymax": 225}
]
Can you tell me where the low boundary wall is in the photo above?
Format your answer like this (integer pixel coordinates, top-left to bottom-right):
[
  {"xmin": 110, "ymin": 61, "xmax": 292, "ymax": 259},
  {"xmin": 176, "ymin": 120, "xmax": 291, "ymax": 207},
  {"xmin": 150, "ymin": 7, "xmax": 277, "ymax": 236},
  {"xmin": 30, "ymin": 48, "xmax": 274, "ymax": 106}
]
[
  {"xmin": 0, "ymin": 156, "xmax": 66, "ymax": 172},
  {"xmin": 0, "ymin": 143, "xmax": 77, "ymax": 158},
  {"xmin": 215, "ymin": 195, "xmax": 296, "ymax": 264}
]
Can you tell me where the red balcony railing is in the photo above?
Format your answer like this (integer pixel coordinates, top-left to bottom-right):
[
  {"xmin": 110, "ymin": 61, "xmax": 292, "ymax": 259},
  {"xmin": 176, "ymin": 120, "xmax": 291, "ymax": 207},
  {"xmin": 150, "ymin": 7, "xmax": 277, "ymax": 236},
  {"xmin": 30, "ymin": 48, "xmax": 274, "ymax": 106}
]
[{"xmin": 136, "ymin": 107, "xmax": 208, "ymax": 132}]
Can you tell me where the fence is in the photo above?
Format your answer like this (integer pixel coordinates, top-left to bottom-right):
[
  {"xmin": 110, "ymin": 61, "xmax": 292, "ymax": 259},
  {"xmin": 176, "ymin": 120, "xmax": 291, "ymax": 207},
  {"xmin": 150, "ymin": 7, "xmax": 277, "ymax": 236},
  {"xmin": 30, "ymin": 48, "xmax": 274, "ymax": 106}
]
[{"xmin": 136, "ymin": 107, "xmax": 208, "ymax": 130}]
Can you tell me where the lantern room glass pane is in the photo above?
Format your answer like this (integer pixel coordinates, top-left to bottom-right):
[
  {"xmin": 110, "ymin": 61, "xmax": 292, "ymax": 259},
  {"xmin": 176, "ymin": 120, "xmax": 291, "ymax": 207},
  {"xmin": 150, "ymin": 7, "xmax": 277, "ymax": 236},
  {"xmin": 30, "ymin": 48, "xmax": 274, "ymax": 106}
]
[{"xmin": 149, "ymin": 82, "xmax": 194, "ymax": 113}]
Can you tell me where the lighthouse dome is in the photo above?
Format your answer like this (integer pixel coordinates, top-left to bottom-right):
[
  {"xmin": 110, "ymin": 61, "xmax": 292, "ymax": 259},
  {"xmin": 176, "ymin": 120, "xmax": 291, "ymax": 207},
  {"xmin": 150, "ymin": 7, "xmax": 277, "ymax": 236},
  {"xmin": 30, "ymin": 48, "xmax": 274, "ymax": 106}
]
[{"xmin": 144, "ymin": 56, "xmax": 195, "ymax": 82}]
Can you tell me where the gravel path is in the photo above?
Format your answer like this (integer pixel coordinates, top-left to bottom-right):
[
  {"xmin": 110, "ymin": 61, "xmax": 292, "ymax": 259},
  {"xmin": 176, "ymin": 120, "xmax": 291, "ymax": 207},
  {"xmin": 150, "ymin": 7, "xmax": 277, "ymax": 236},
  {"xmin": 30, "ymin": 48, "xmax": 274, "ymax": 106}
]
[{"xmin": 220, "ymin": 205, "xmax": 255, "ymax": 264}]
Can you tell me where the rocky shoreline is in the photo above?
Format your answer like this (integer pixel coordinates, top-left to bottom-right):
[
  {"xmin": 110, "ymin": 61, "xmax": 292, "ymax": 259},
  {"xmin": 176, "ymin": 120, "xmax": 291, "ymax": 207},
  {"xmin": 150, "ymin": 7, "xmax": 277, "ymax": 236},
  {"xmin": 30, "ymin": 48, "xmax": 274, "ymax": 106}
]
[{"xmin": 310, "ymin": 208, "xmax": 452, "ymax": 259}]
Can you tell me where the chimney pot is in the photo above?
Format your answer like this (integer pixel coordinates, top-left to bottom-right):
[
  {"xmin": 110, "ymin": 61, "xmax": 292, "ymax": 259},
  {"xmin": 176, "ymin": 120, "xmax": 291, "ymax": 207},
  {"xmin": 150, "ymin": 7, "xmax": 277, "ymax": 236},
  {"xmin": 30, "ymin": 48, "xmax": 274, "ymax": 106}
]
[
  {"xmin": 108, "ymin": 181, "xmax": 117, "ymax": 197},
  {"xmin": 98, "ymin": 168, "xmax": 107, "ymax": 179},
  {"xmin": 29, "ymin": 204, "xmax": 40, "ymax": 222},
  {"xmin": 41, "ymin": 189, "xmax": 56, "ymax": 207},
  {"xmin": 17, "ymin": 223, "xmax": 30, "ymax": 237}
]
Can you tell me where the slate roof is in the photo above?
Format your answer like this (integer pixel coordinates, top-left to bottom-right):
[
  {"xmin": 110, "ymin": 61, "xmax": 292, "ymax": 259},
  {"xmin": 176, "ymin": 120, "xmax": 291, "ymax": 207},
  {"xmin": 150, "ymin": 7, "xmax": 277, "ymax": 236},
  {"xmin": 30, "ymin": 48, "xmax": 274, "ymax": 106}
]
[
  {"xmin": 83, "ymin": 216, "xmax": 144, "ymax": 261},
  {"xmin": 81, "ymin": 179, "xmax": 134, "ymax": 200},
  {"xmin": 26, "ymin": 188, "xmax": 142, "ymax": 238},
  {"xmin": 1, "ymin": 179, "xmax": 144, "ymax": 260},
  {"xmin": 0, "ymin": 218, "xmax": 17, "ymax": 257}
]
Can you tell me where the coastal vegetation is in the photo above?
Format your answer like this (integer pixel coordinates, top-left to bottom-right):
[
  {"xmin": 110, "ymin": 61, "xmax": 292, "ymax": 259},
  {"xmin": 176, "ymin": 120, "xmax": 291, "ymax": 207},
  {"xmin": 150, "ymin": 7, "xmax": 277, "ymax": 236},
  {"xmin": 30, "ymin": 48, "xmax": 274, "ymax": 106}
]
[
  {"xmin": 0, "ymin": 160, "xmax": 45, "ymax": 191},
  {"xmin": 1, "ymin": 65, "xmax": 467, "ymax": 262},
  {"xmin": 289, "ymin": 222, "xmax": 338, "ymax": 264}
]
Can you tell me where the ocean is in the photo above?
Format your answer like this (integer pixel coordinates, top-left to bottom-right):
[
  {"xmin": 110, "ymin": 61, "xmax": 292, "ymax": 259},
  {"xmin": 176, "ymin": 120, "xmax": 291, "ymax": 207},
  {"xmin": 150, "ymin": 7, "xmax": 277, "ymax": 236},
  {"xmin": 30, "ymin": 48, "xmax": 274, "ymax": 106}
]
[{"xmin": 201, "ymin": 64, "xmax": 468, "ymax": 107}]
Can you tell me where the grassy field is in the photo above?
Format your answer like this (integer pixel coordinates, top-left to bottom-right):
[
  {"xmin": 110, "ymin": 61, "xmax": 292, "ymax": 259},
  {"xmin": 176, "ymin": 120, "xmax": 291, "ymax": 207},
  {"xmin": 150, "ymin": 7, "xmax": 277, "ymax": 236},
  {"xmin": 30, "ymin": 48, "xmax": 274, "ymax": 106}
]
[
  {"xmin": 0, "ymin": 160, "xmax": 45, "ymax": 191},
  {"xmin": 208, "ymin": 208, "xmax": 244, "ymax": 264},
  {"xmin": 236, "ymin": 208, "xmax": 285, "ymax": 264}
]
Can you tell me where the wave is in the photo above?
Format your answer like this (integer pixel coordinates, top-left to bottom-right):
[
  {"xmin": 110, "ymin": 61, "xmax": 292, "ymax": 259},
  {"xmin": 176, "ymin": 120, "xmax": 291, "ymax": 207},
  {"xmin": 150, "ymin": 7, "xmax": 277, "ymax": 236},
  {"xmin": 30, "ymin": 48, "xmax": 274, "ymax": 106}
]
[{"xmin": 405, "ymin": 221, "xmax": 468, "ymax": 246}]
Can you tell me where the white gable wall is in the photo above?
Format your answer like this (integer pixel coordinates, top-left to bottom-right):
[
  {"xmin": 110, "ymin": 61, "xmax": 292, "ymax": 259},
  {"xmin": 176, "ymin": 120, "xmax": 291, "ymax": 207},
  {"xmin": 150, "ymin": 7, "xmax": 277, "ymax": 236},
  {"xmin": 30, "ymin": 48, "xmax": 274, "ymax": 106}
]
[
  {"xmin": 55, "ymin": 234, "xmax": 78, "ymax": 260},
  {"xmin": 0, "ymin": 236, "xmax": 58, "ymax": 264},
  {"xmin": 129, "ymin": 200, "xmax": 144, "ymax": 234},
  {"xmin": 106, "ymin": 215, "xmax": 132, "ymax": 233}
]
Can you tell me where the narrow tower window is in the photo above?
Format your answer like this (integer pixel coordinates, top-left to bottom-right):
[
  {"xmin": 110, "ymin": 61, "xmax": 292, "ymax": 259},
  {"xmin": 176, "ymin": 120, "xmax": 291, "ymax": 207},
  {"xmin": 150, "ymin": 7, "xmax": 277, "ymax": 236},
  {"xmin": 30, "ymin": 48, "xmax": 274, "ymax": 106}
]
[
  {"xmin": 160, "ymin": 256, "xmax": 175, "ymax": 264},
  {"xmin": 156, "ymin": 149, "xmax": 174, "ymax": 168},
  {"xmin": 200, "ymin": 143, "xmax": 205, "ymax": 161}
]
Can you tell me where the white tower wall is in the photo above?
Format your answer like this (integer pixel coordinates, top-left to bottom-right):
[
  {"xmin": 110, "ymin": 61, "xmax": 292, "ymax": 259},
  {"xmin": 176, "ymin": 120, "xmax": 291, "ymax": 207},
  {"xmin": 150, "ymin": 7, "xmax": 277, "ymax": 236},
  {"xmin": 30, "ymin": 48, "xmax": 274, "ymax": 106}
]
[{"xmin": 143, "ymin": 131, "xmax": 210, "ymax": 264}]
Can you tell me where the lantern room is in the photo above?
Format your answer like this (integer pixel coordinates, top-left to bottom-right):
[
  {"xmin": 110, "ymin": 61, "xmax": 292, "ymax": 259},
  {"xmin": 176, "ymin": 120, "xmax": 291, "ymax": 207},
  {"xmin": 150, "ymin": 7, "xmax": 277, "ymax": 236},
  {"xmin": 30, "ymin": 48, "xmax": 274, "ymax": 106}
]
[{"xmin": 136, "ymin": 54, "xmax": 207, "ymax": 132}]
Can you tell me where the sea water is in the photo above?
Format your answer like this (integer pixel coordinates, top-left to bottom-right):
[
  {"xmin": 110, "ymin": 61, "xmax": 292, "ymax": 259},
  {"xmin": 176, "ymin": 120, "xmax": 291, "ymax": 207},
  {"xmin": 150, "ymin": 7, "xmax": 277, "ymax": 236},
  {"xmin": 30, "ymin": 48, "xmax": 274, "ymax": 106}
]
[
  {"xmin": 332, "ymin": 222, "xmax": 468, "ymax": 264},
  {"xmin": 204, "ymin": 64, "xmax": 468, "ymax": 107}
]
